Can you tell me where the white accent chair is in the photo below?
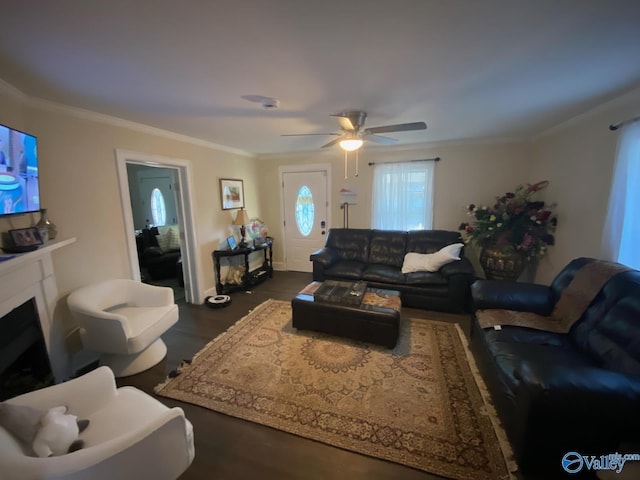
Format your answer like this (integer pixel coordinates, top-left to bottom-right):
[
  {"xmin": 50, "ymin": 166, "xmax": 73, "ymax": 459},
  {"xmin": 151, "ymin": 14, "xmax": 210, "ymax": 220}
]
[
  {"xmin": 0, "ymin": 366, "xmax": 195, "ymax": 480},
  {"xmin": 67, "ymin": 279, "xmax": 179, "ymax": 377}
]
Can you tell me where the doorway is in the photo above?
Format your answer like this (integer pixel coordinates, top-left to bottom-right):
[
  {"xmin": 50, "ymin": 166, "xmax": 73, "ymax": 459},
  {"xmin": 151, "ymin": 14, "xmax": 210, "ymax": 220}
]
[
  {"xmin": 280, "ymin": 164, "xmax": 331, "ymax": 272},
  {"xmin": 126, "ymin": 163, "xmax": 184, "ymax": 299},
  {"xmin": 116, "ymin": 149, "xmax": 202, "ymax": 304}
]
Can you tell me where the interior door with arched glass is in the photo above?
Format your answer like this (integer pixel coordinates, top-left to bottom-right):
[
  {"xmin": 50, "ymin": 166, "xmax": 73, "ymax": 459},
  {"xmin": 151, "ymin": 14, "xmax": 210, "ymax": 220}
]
[{"xmin": 282, "ymin": 170, "xmax": 328, "ymax": 272}]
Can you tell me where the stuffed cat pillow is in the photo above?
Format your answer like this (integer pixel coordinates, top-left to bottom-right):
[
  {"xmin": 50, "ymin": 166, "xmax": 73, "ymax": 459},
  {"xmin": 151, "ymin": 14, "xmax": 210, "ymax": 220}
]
[{"xmin": 0, "ymin": 403, "xmax": 89, "ymax": 457}]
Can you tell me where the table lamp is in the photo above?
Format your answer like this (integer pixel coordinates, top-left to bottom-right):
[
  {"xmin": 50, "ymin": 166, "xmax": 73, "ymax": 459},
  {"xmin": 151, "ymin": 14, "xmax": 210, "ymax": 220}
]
[{"xmin": 233, "ymin": 208, "xmax": 250, "ymax": 247}]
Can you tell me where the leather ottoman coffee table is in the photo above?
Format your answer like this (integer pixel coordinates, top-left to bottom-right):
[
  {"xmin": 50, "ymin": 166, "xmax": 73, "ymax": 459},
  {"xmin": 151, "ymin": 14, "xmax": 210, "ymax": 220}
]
[{"xmin": 291, "ymin": 282, "xmax": 401, "ymax": 348}]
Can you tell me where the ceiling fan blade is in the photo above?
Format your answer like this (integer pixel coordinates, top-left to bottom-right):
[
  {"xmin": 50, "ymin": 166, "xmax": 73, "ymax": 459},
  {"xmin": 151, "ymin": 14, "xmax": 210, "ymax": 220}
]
[
  {"xmin": 281, "ymin": 133, "xmax": 341, "ymax": 137},
  {"xmin": 331, "ymin": 111, "xmax": 367, "ymax": 131},
  {"xmin": 336, "ymin": 116, "xmax": 355, "ymax": 131},
  {"xmin": 321, "ymin": 135, "xmax": 347, "ymax": 148},
  {"xmin": 365, "ymin": 134, "xmax": 398, "ymax": 145},
  {"xmin": 364, "ymin": 121, "xmax": 427, "ymax": 135}
]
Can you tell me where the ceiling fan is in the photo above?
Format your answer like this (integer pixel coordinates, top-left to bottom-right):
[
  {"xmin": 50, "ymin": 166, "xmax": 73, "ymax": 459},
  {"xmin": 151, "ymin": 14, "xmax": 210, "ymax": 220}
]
[{"xmin": 282, "ymin": 111, "xmax": 427, "ymax": 151}]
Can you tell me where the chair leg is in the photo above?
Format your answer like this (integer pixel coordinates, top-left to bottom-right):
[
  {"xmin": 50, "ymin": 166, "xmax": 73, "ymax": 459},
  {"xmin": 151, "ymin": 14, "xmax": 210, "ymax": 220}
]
[{"xmin": 101, "ymin": 339, "xmax": 168, "ymax": 377}]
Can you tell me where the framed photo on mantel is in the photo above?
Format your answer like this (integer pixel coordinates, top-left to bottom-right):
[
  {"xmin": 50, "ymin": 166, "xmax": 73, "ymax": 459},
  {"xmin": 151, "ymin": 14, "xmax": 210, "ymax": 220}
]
[{"xmin": 220, "ymin": 178, "xmax": 245, "ymax": 210}]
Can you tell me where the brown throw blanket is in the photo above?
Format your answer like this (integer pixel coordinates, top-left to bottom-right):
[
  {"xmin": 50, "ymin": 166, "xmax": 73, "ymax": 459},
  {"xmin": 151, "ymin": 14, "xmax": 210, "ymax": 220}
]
[{"xmin": 476, "ymin": 260, "xmax": 630, "ymax": 333}]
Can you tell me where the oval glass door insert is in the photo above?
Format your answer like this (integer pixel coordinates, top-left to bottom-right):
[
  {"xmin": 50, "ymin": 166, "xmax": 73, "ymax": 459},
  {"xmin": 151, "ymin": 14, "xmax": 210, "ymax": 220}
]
[
  {"xmin": 295, "ymin": 185, "xmax": 314, "ymax": 236},
  {"xmin": 150, "ymin": 187, "xmax": 167, "ymax": 226}
]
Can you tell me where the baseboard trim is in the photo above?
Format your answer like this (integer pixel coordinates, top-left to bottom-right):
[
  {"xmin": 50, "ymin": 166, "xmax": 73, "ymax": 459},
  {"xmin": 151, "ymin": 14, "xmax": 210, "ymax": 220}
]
[{"xmin": 201, "ymin": 285, "xmax": 217, "ymax": 303}]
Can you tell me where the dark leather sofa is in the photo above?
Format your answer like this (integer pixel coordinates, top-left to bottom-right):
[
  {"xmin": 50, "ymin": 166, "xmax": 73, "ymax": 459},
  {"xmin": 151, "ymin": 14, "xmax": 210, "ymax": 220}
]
[
  {"xmin": 136, "ymin": 227, "xmax": 181, "ymax": 280},
  {"xmin": 470, "ymin": 257, "xmax": 640, "ymax": 474},
  {"xmin": 310, "ymin": 228, "xmax": 476, "ymax": 312}
]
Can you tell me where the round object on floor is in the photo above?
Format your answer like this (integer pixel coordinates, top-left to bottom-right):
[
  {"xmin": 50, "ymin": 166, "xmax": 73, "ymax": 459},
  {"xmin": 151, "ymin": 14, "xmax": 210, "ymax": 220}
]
[{"xmin": 205, "ymin": 295, "xmax": 232, "ymax": 308}]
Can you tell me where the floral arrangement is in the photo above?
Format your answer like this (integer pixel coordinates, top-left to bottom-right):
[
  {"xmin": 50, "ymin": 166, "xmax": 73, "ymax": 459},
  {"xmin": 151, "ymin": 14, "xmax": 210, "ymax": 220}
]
[{"xmin": 458, "ymin": 181, "xmax": 558, "ymax": 261}]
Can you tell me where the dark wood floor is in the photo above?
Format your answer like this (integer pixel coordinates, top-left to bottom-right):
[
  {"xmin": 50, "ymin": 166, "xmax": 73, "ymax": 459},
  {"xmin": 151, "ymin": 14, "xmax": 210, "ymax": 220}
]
[{"xmin": 118, "ymin": 272, "xmax": 522, "ymax": 480}]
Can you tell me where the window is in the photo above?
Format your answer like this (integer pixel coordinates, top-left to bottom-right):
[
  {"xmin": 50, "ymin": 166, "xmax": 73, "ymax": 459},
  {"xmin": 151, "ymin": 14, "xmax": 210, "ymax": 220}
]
[
  {"xmin": 150, "ymin": 188, "xmax": 167, "ymax": 226},
  {"xmin": 602, "ymin": 121, "xmax": 640, "ymax": 269},
  {"xmin": 295, "ymin": 185, "xmax": 314, "ymax": 236},
  {"xmin": 371, "ymin": 161, "xmax": 434, "ymax": 230}
]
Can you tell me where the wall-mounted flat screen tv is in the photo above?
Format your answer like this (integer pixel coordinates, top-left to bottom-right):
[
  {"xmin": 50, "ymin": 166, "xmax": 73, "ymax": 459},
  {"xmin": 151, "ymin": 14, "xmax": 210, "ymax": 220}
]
[{"xmin": 0, "ymin": 124, "xmax": 40, "ymax": 216}]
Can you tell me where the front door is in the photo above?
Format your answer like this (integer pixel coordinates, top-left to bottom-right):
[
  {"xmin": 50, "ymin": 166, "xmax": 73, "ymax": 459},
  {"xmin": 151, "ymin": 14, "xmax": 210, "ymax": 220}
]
[
  {"xmin": 137, "ymin": 167, "xmax": 179, "ymax": 226},
  {"xmin": 282, "ymin": 170, "xmax": 328, "ymax": 272}
]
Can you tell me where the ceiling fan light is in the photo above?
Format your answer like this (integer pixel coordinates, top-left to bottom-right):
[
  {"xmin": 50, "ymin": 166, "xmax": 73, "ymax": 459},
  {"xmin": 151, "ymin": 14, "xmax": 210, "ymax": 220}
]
[{"xmin": 339, "ymin": 139, "xmax": 363, "ymax": 151}]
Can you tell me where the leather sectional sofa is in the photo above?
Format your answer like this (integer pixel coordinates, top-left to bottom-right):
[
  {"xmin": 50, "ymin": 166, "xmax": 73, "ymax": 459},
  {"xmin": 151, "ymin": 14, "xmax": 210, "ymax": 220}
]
[
  {"xmin": 136, "ymin": 226, "xmax": 181, "ymax": 280},
  {"xmin": 470, "ymin": 257, "xmax": 640, "ymax": 474},
  {"xmin": 310, "ymin": 228, "xmax": 477, "ymax": 312}
]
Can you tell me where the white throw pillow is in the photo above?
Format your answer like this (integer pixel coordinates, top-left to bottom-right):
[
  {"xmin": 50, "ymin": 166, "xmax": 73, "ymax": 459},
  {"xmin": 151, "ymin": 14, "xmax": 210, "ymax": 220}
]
[
  {"xmin": 155, "ymin": 232, "xmax": 171, "ymax": 252},
  {"xmin": 401, "ymin": 243, "xmax": 464, "ymax": 273},
  {"xmin": 167, "ymin": 226, "xmax": 181, "ymax": 251},
  {"xmin": 156, "ymin": 227, "xmax": 181, "ymax": 252}
]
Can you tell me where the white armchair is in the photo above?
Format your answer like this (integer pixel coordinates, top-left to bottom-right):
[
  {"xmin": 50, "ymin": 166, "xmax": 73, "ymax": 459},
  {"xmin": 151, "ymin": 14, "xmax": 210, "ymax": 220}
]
[
  {"xmin": 67, "ymin": 279, "xmax": 179, "ymax": 377},
  {"xmin": 0, "ymin": 366, "xmax": 194, "ymax": 480}
]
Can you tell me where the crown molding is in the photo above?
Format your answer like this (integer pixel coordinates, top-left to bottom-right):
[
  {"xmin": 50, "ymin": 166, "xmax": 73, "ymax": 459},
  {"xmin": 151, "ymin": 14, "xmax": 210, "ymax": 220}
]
[
  {"xmin": 29, "ymin": 97, "xmax": 254, "ymax": 157},
  {"xmin": 0, "ymin": 78, "xmax": 29, "ymax": 101},
  {"xmin": 535, "ymin": 84, "xmax": 640, "ymax": 139},
  {"xmin": 11, "ymin": 72, "xmax": 635, "ymax": 157},
  {"xmin": 0, "ymin": 78, "xmax": 254, "ymax": 158},
  {"xmin": 256, "ymin": 135, "xmax": 529, "ymax": 160},
  {"xmin": 388, "ymin": 135, "xmax": 531, "ymax": 150}
]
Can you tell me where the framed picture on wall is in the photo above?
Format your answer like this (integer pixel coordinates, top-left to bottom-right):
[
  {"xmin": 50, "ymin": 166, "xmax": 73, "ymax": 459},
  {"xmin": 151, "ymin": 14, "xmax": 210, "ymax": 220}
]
[{"xmin": 220, "ymin": 178, "xmax": 245, "ymax": 210}]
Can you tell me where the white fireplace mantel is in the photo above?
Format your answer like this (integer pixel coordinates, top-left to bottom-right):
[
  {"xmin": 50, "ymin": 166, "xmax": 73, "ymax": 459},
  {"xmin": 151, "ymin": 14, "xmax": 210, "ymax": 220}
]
[{"xmin": 0, "ymin": 237, "xmax": 76, "ymax": 382}]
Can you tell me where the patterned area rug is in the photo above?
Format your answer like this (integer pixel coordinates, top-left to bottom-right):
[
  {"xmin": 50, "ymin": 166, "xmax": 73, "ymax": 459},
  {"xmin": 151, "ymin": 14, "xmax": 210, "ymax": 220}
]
[{"xmin": 155, "ymin": 299, "xmax": 514, "ymax": 480}]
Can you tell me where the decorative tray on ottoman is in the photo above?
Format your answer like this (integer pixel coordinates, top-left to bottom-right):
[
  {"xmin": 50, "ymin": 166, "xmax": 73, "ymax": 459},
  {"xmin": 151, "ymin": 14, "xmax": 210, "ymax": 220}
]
[{"xmin": 313, "ymin": 280, "xmax": 367, "ymax": 306}]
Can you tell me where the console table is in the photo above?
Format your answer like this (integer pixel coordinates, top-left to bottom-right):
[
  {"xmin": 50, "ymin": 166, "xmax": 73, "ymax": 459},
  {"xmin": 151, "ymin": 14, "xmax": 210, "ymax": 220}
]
[{"xmin": 212, "ymin": 238, "xmax": 273, "ymax": 294}]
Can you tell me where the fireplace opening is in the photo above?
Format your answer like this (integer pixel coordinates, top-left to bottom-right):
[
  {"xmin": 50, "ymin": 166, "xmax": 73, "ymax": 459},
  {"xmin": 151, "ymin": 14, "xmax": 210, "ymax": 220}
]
[{"xmin": 0, "ymin": 299, "xmax": 54, "ymax": 401}]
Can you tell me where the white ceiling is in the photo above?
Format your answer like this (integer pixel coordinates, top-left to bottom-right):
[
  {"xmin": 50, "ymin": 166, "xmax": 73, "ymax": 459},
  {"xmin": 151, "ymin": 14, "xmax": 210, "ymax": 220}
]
[{"xmin": 1, "ymin": 0, "xmax": 640, "ymax": 156}]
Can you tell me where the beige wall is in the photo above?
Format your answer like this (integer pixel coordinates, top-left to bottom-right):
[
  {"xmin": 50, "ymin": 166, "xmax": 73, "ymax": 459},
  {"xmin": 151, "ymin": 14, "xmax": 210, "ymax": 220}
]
[
  {"xmin": 2, "ymin": 82, "xmax": 636, "ymax": 290},
  {"xmin": 257, "ymin": 141, "xmax": 532, "ymax": 268},
  {"xmin": 0, "ymin": 86, "xmax": 27, "ymax": 129},
  {"xmin": 20, "ymin": 105, "xmax": 260, "ymax": 296},
  {"xmin": 0, "ymin": 86, "xmax": 261, "ymax": 377},
  {"xmin": 3, "ymin": 75, "xmax": 638, "ymax": 377},
  {"xmin": 258, "ymin": 82, "xmax": 640, "ymax": 285},
  {"xmin": 531, "ymin": 86, "xmax": 640, "ymax": 284}
]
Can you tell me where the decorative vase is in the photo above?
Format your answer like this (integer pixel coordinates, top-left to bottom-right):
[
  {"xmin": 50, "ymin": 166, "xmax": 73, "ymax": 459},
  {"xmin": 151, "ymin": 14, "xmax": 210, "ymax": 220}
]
[
  {"xmin": 479, "ymin": 246, "xmax": 525, "ymax": 281},
  {"xmin": 36, "ymin": 208, "xmax": 57, "ymax": 241}
]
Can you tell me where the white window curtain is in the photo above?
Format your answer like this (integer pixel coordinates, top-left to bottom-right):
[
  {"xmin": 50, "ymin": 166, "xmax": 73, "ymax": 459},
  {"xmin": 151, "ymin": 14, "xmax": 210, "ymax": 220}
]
[
  {"xmin": 371, "ymin": 161, "xmax": 434, "ymax": 230},
  {"xmin": 602, "ymin": 120, "xmax": 640, "ymax": 269}
]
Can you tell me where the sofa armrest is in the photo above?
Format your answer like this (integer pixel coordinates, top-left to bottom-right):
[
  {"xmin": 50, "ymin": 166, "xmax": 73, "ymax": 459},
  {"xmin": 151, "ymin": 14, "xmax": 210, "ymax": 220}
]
[
  {"xmin": 439, "ymin": 258, "xmax": 477, "ymax": 313},
  {"xmin": 440, "ymin": 257, "xmax": 475, "ymax": 277},
  {"xmin": 142, "ymin": 246, "xmax": 164, "ymax": 258},
  {"xmin": 5, "ymin": 366, "xmax": 117, "ymax": 417},
  {"xmin": 471, "ymin": 279, "xmax": 555, "ymax": 315},
  {"xmin": 516, "ymin": 364, "xmax": 640, "ymax": 400},
  {"xmin": 310, "ymin": 247, "xmax": 339, "ymax": 267},
  {"xmin": 515, "ymin": 364, "xmax": 640, "ymax": 432},
  {"xmin": 510, "ymin": 365, "xmax": 640, "ymax": 470}
]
